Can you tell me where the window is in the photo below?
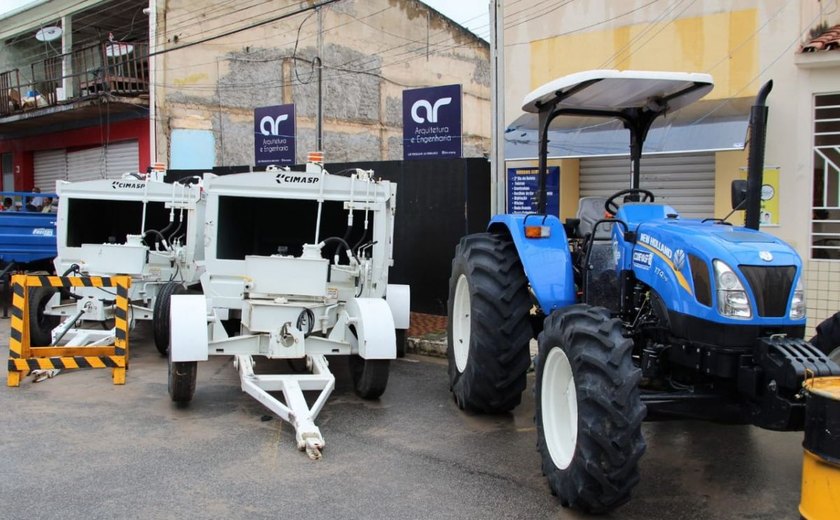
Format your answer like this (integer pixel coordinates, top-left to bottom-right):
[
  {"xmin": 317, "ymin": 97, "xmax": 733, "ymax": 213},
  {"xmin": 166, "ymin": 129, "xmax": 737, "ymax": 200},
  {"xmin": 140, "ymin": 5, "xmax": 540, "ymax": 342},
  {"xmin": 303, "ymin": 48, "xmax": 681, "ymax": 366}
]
[{"xmin": 812, "ymin": 93, "xmax": 840, "ymax": 259}]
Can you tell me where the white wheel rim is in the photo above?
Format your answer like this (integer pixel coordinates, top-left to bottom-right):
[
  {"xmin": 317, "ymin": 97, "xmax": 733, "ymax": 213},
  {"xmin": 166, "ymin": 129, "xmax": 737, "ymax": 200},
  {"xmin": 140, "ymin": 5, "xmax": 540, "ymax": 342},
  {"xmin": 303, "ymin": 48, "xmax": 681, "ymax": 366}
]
[
  {"xmin": 541, "ymin": 346, "xmax": 578, "ymax": 470},
  {"xmin": 452, "ymin": 274, "xmax": 471, "ymax": 372}
]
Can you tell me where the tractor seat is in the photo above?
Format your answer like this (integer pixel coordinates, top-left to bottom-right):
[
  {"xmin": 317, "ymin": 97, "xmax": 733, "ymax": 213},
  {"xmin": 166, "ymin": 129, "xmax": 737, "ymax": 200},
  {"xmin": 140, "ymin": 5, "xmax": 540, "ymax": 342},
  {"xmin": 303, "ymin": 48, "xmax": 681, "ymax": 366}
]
[{"xmin": 576, "ymin": 197, "xmax": 611, "ymax": 239}]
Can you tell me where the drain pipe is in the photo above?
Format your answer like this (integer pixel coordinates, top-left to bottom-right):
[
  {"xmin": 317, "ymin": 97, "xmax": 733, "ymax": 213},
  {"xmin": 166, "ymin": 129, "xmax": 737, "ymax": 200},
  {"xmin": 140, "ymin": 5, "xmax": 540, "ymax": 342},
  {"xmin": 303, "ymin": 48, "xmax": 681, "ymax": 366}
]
[{"xmin": 745, "ymin": 80, "xmax": 773, "ymax": 230}]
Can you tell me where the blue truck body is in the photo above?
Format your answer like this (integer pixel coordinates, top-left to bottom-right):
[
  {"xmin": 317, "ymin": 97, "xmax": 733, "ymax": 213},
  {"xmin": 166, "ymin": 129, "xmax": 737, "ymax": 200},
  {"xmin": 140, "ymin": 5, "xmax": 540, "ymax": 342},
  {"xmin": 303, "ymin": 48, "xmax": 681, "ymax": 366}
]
[{"xmin": 0, "ymin": 191, "xmax": 58, "ymax": 265}]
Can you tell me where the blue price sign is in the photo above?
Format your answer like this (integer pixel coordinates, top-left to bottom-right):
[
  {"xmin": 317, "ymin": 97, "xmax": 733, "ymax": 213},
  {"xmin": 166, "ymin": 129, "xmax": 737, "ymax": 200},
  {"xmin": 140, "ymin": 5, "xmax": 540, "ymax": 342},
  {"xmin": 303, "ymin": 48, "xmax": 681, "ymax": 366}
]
[
  {"xmin": 402, "ymin": 84, "xmax": 462, "ymax": 160},
  {"xmin": 254, "ymin": 104, "xmax": 296, "ymax": 166},
  {"xmin": 507, "ymin": 166, "xmax": 560, "ymax": 215}
]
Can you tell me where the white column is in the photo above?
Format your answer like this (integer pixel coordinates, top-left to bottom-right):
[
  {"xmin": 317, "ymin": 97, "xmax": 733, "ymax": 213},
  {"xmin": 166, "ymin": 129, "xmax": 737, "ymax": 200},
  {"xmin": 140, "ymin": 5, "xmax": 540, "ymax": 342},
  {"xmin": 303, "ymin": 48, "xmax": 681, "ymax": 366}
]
[
  {"xmin": 148, "ymin": 0, "xmax": 157, "ymax": 165},
  {"xmin": 61, "ymin": 15, "xmax": 73, "ymax": 99},
  {"xmin": 490, "ymin": 0, "xmax": 506, "ymax": 215}
]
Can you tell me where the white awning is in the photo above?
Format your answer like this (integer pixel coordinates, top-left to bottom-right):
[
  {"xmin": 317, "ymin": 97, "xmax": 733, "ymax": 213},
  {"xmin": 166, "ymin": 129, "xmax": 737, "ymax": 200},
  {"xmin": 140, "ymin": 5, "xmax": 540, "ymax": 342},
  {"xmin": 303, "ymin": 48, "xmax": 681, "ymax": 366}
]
[{"xmin": 505, "ymin": 104, "xmax": 750, "ymax": 160}]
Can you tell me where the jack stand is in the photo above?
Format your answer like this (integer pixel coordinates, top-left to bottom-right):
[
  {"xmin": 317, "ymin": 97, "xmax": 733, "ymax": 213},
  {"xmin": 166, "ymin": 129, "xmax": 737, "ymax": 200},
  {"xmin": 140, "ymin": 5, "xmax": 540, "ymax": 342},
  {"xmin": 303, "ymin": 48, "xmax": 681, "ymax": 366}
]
[{"xmin": 236, "ymin": 353, "xmax": 336, "ymax": 460}]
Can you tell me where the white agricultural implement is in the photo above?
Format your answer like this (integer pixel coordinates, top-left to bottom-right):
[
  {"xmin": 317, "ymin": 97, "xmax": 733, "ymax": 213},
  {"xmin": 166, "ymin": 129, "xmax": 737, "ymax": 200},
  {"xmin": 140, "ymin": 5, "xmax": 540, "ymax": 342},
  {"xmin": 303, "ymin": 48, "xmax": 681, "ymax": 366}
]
[
  {"xmin": 33, "ymin": 170, "xmax": 205, "ymax": 352},
  {"xmin": 168, "ymin": 158, "xmax": 410, "ymax": 459}
]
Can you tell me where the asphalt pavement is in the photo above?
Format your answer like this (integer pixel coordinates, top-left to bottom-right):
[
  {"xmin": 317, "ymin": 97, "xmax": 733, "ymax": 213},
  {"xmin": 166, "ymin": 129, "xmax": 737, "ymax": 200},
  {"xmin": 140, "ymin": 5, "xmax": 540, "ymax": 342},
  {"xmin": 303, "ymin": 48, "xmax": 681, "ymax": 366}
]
[{"xmin": 0, "ymin": 320, "xmax": 805, "ymax": 519}]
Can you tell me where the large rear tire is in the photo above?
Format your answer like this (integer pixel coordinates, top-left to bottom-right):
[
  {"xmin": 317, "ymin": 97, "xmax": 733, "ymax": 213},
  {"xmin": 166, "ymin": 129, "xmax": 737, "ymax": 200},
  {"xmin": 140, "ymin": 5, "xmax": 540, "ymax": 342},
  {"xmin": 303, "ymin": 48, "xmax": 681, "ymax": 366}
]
[
  {"xmin": 447, "ymin": 232, "xmax": 532, "ymax": 413},
  {"xmin": 29, "ymin": 287, "xmax": 58, "ymax": 346},
  {"xmin": 535, "ymin": 304, "xmax": 646, "ymax": 514},
  {"xmin": 154, "ymin": 281, "xmax": 186, "ymax": 356}
]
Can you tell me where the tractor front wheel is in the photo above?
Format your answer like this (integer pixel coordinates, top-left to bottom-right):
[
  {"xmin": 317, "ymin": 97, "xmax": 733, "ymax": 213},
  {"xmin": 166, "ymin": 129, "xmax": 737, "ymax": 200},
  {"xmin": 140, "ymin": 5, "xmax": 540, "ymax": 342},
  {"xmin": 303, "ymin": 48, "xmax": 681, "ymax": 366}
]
[
  {"xmin": 535, "ymin": 304, "xmax": 646, "ymax": 514},
  {"xmin": 447, "ymin": 232, "xmax": 532, "ymax": 413}
]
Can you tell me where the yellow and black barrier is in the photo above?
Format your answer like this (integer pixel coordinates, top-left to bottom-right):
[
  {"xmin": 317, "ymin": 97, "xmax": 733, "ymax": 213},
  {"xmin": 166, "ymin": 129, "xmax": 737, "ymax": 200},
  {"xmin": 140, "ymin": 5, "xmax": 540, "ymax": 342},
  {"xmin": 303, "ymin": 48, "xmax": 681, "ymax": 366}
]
[{"xmin": 6, "ymin": 274, "xmax": 131, "ymax": 387}]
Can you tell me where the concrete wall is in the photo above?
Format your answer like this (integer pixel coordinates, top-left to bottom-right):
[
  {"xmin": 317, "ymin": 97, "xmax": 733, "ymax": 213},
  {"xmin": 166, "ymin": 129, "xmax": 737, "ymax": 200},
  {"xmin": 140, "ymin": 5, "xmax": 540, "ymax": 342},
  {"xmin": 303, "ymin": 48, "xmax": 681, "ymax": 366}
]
[
  {"xmin": 501, "ymin": 0, "xmax": 840, "ymax": 333},
  {"xmin": 155, "ymin": 0, "xmax": 491, "ymax": 166}
]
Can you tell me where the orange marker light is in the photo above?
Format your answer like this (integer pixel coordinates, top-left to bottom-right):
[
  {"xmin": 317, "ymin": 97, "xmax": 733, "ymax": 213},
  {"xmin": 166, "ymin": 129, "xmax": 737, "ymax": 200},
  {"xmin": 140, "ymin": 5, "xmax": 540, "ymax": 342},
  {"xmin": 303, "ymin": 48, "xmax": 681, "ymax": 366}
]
[{"xmin": 525, "ymin": 225, "xmax": 551, "ymax": 238}]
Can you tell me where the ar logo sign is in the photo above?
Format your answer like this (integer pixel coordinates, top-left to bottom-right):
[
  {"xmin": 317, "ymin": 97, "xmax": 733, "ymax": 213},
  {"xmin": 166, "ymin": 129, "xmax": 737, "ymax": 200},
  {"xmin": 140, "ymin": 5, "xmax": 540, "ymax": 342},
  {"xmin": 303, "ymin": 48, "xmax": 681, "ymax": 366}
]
[
  {"xmin": 260, "ymin": 114, "xmax": 289, "ymax": 136},
  {"xmin": 411, "ymin": 97, "xmax": 452, "ymax": 124}
]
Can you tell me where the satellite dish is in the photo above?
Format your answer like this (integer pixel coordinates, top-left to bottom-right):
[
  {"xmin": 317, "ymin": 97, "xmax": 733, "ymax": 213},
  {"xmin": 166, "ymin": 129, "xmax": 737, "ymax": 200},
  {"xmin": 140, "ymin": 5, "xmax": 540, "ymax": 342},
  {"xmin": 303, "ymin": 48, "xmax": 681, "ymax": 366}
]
[{"xmin": 35, "ymin": 26, "xmax": 63, "ymax": 42}]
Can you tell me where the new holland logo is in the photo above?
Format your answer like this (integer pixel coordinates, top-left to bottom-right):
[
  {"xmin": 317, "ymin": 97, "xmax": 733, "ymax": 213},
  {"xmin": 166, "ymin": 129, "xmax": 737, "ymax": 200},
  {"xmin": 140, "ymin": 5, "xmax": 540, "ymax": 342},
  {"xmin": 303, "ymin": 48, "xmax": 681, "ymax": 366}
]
[
  {"xmin": 673, "ymin": 249, "xmax": 686, "ymax": 271},
  {"xmin": 759, "ymin": 251, "xmax": 773, "ymax": 262},
  {"xmin": 275, "ymin": 173, "xmax": 319, "ymax": 185},
  {"xmin": 111, "ymin": 180, "xmax": 145, "ymax": 189}
]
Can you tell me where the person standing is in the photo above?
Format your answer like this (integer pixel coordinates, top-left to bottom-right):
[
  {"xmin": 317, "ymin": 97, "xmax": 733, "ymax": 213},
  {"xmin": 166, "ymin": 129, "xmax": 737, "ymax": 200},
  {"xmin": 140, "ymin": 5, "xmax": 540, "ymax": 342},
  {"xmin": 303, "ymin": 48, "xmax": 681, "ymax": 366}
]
[{"xmin": 26, "ymin": 187, "xmax": 44, "ymax": 212}]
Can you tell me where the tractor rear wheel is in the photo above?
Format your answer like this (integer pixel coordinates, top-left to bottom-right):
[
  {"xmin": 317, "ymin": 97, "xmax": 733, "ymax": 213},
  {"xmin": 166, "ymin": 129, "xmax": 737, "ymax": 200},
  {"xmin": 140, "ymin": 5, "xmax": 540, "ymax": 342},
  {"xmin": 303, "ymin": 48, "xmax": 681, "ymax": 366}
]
[
  {"xmin": 154, "ymin": 281, "xmax": 186, "ymax": 356},
  {"xmin": 535, "ymin": 304, "xmax": 646, "ymax": 514},
  {"xmin": 447, "ymin": 232, "xmax": 532, "ymax": 413},
  {"xmin": 349, "ymin": 356, "xmax": 390, "ymax": 399},
  {"xmin": 29, "ymin": 287, "xmax": 58, "ymax": 346}
]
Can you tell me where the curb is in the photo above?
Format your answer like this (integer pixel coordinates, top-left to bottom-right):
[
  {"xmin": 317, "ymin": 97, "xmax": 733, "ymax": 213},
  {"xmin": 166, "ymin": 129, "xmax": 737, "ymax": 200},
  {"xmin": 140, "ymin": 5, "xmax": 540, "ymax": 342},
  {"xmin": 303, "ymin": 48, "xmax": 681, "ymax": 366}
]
[{"xmin": 407, "ymin": 333, "xmax": 446, "ymax": 358}]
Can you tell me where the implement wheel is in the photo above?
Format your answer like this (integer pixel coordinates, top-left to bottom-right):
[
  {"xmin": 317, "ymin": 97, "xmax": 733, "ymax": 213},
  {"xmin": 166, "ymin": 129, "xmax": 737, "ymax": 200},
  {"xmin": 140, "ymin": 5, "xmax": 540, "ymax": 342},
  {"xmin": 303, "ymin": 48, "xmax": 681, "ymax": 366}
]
[
  {"xmin": 447, "ymin": 232, "xmax": 532, "ymax": 413},
  {"xmin": 396, "ymin": 329, "xmax": 407, "ymax": 358},
  {"xmin": 168, "ymin": 359, "xmax": 197, "ymax": 404},
  {"xmin": 154, "ymin": 281, "xmax": 186, "ymax": 356},
  {"xmin": 535, "ymin": 304, "xmax": 646, "ymax": 513},
  {"xmin": 349, "ymin": 356, "xmax": 390, "ymax": 399},
  {"xmin": 29, "ymin": 287, "xmax": 58, "ymax": 346}
]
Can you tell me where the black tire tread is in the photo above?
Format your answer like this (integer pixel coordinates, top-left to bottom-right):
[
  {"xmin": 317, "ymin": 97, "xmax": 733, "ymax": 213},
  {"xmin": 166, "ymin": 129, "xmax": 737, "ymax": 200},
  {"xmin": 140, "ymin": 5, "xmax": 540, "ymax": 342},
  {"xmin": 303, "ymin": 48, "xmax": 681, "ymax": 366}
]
[
  {"xmin": 350, "ymin": 357, "xmax": 390, "ymax": 399},
  {"xmin": 447, "ymin": 232, "xmax": 532, "ymax": 413},
  {"xmin": 396, "ymin": 329, "xmax": 407, "ymax": 358},
  {"xmin": 535, "ymin": 304, "xmax": 646, "ymax": 514},
  {"xmin": 154, "ymin": 281, "xmax": 185, "ymax": 356},
  {"xmin": 168, "ymin": 361, "xmax": 197, "ymax": 403},
  {"xmin": 810, "ymin": 311, "xmax": 840, "ymax": 356},
  {"xmin": 29, "ymin": 287, "xmax": 58, "ymax": 346}
]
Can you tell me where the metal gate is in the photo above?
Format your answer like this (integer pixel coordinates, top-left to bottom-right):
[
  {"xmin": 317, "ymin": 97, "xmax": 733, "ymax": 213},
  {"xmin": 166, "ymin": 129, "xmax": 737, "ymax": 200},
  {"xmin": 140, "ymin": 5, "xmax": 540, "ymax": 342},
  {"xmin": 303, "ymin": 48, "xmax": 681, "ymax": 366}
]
[
  {"xmin": 67, "ymin": 147, "xmax": 105, "ymax": 182},
  {"xmin": 580, "ymin": 153, "xmax": 715, "ymax": 219},
  {"xmin": 105, "ymin": 140, "xmax": 139, "ymax": 178},
  {"xmin": 33, "ymin": 149, "xmax": 66, "ymax": 191}
]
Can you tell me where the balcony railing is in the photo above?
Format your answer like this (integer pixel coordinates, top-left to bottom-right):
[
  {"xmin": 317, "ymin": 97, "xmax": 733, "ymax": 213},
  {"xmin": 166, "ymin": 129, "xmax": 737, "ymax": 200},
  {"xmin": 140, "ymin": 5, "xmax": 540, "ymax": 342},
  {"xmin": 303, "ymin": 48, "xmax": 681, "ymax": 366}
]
[{"xmin": 0, "ymin": 41, "xmax": 149, "ymax": 117}]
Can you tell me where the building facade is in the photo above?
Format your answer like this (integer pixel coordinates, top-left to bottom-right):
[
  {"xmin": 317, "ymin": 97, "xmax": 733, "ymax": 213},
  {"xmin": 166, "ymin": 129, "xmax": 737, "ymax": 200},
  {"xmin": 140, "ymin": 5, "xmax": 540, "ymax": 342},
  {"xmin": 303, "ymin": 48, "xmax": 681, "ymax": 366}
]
[
  {"xmin": 0, "ymin": 0, "xmax": 490, "ymax": 187},
  {"xmin": 498, "ymin": 0, "xmax": 840, "ymax": 332}
]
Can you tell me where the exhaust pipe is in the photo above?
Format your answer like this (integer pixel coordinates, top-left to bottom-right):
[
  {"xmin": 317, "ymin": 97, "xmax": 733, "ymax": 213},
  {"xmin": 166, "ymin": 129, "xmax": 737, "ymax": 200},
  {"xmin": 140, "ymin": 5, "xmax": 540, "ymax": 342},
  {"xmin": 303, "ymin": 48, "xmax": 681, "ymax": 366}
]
[{"xmin": 745, "ymin": 80, "xmax": 773, "ymax": 230}]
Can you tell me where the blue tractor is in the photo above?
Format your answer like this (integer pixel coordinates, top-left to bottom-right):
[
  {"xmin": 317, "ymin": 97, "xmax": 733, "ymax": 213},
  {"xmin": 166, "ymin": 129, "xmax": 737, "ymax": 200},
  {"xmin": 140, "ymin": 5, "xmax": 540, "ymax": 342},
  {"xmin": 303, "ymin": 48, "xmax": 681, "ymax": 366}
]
[{"xmin": 446, "ymin": 70, "xmax": 840, "ymax": 513}]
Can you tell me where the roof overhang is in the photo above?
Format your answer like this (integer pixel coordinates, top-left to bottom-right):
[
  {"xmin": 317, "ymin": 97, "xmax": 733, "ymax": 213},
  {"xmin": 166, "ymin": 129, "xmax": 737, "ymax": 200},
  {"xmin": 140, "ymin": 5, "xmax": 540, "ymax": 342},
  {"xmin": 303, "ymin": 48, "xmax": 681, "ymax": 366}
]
[{"xmin": 0, "ymin": 96, "xmax": 148, "ymax": 139}]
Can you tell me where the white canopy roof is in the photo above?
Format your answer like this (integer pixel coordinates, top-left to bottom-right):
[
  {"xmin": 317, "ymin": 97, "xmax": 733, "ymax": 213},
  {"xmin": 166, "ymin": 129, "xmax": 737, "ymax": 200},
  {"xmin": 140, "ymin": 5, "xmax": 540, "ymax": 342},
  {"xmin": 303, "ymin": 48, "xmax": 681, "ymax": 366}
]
[{"xmin": 521, "ymin": 69, "xmax": 714, "ymax": 114}]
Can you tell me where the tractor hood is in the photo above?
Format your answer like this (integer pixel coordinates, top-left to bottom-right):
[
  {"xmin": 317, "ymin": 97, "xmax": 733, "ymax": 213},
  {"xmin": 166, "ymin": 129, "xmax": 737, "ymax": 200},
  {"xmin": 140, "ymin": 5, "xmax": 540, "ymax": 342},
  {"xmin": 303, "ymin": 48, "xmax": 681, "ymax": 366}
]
[
  {"xmin": 617, "ymin": 205, "xmax": 805, "ymax": 326},
  {"xmin": 635, "ymin": 219, "xmax": 801, "ymax": 268}
]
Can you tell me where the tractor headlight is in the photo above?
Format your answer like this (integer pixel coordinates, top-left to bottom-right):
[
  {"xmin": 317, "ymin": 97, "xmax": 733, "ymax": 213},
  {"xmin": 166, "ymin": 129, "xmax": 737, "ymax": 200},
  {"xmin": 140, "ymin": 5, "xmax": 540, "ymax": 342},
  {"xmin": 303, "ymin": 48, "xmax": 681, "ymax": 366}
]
[
  {"xmin": 713, "ymin": 260, "xmax": 752, "ymax": 319},
  {"xmin": 790, "ymin": 278, "xmax": 806, "ymax": 320}
]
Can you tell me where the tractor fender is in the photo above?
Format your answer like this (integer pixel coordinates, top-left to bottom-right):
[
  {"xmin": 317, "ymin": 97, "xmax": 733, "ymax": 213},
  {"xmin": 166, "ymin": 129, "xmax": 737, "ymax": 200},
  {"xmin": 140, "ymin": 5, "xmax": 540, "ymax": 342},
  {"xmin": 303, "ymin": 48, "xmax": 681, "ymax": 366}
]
[
  {"xmin": 170, "ymin": 294, "xmax": 209, "ymax": 362},
  {"xmin": 345, "ymin": 297, "xmax": 396, "ymax": 359},
  {"xmin": 385, "ymin": 284, "xmax": 411, "ymax": 330},
  {"xmin": 488, "ymin": 214, "xmax": 576, "ymax": 313}
]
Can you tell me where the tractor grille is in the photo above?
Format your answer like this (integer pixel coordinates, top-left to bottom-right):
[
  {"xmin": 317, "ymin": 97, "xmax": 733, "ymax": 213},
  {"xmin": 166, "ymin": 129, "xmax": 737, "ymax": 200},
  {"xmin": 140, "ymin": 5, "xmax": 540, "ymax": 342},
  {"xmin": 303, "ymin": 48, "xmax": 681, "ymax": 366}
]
[{"xmin": 739, "ymin": 265, "xmax": 796, "ymax": 317}]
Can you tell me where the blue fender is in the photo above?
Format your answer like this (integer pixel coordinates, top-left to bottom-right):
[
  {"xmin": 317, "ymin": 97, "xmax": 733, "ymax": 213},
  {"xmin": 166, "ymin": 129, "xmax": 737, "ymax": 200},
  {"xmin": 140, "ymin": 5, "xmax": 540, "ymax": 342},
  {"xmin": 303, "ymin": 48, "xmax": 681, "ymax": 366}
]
[{"xmin": 488, "ymin": 214, "xmax": 577, "ymax": 313}]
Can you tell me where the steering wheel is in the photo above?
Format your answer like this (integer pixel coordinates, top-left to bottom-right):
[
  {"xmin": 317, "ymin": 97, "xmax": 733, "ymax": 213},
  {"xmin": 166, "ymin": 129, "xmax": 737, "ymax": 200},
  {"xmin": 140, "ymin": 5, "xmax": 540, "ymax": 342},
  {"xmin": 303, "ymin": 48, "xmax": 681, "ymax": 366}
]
[{"xmin": 605, "ymin": 188, "xmax": 655, "ymax": 214}]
